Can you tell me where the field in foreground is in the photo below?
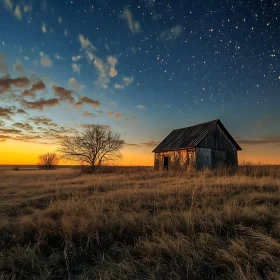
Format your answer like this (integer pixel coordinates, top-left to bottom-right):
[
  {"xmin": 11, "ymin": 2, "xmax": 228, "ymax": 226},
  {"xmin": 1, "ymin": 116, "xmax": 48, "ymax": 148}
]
[{"xmin": 1, "ymin": 166, "xmax": 280, "ymax": 280}]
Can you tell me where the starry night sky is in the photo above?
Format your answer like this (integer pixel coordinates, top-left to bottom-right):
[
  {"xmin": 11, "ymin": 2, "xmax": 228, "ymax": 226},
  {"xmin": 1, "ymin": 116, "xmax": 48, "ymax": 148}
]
[{"xmin": 0, "ymin": 0, "xmax": 280, "ymax": 165}]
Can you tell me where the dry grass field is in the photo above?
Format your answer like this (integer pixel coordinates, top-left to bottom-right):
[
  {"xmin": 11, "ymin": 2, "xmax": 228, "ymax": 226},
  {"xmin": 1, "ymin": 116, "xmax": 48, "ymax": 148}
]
[{"xmin": 1, "ymin": 165, "xmax": 280, "ymax": 279}]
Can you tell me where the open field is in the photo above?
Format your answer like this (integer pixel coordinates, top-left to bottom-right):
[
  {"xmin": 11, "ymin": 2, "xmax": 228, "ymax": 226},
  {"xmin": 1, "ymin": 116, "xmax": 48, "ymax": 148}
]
[{"xmin": 1, "ymin": 166, "xmax": 280, "ymax": 279}]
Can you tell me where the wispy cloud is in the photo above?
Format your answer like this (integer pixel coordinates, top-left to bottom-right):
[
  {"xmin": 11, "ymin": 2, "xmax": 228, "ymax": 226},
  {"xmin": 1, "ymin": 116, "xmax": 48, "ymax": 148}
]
[
  {"xmin": 160, "ymin": 25, "xmax": 183, "ymax": 40},
  {"xmin": 78, "ymin": 96, "xmax": 100, "ymax": 107},
  {"xmin": 42, "ymin": 22, "xmax": 47, "ymax": 33},
  {"xmin": 21, "ymin": 98, "xmax": 60, "ymax": 110},
  {"xmin": 137, "ymin": 105, "xmax": 145, "ymax": 110},
  {"xmin": 58, "ymin": 16, "xmax": 62, "ymax": 23},
  {"xmin": 0, "ymin": 106, "xmax": 15, "ymax": 119},
  {"xmin": 114, "ymin": 76, "xmax": 134, "ymax": 89},
  {"xmin": 22, "ymin": 80, "xmax": 46, "ymax": 99},
  {"xmin": 4, "ymin": 0, "xmax": 13, "ymax": 10},
  {"xmin": 40, "ymin": 52, "xmax": 53, "ymax": 67},
  {"xmin": 54, "ymin": 53, "xmax": 64, "ymax": 60},
  {"xmin": 72, "ymin": 63, "xmax": 81, "ymax": 74},
  {"xmin": 120, "ymin": 8, "xmax": 141, "ymax": 33},
  {"xmin": 72, "ymin": 55, "xmax": 82, "ymax": 62},
  {"xmin": 76, "ymin": 35, "xmax": 120, "ymax": 88},
  {"xmin": 107, "ymin": 111, "xmax": 122, "ymax": 119},
  {"xmin": 0, "ymin": 76, "xmax": 30, "ymax": 94},
  {"xmin": 14, "ymin": 5, "xmax": 22, "ymax": 20},
  {"xmin": 13, "ymin": 58, "xmax": 24, "ymax": 72},
  {"xmin": 78, "ymin": 34, "xmax": 96, "ymax": 50},
  {"xmin": 236, "ymin": 135, "xmax": 280, "ymax": 146},
  {"xmin": 52, "ymin": 85, "xmax": 75, "ymax": 104},
  {"xmin": 68, "ymin": 77, "xmax": 85, "ymax": 90},
  {"xmin": 141, "ymin": 140, "xmax": 160, "ymax": 147},
  {"xmin": 107, "ymin": 56, "xmax": 118, "ymax": 77},
  {"xmin": 82, "ymin": 111, "xmax": 97, "ymax": 117}
]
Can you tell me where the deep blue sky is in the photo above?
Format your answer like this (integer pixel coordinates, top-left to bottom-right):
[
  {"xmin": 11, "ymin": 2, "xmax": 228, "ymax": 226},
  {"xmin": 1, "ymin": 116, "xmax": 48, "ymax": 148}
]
[{"xmin": 0, "ymin": 0, "xmax": 280, "ymax": 164}]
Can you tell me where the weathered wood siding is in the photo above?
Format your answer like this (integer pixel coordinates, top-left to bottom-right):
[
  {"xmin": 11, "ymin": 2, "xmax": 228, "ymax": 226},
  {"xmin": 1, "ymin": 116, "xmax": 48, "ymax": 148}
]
[
  {"xmin": 197, "ymin": 124, "xmax": 237, "ymax": 151},
  {"xmin": 196, "ymin": 148, "xmax": 212, "ymax": 169},
  {"xmin": 196, "ymin": 148, "xmax": 238, "ymax": 170},
  {"xmin": 154, "ymin": 148, "xmax": 196, "ymax": 171}
]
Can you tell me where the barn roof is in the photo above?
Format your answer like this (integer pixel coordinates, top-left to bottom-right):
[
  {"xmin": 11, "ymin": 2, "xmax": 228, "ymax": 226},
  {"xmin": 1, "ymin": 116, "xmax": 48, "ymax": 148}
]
[{"xmin": 152, "ymin": 119, "xmax": 242, "ymax": 152}]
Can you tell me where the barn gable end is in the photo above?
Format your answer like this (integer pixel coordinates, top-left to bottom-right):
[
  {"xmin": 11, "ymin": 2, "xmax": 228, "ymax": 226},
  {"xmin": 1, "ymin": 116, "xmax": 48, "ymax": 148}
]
[{"xmin": 197, "ymin": 122, "xmax": 238, "ymax": 151}]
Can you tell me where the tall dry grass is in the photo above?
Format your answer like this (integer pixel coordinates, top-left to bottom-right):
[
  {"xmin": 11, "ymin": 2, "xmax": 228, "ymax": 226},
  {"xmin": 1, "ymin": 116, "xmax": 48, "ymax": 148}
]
[{"xmin": 1, "ymin": 165, "xmax": 280, "ymax": 279}]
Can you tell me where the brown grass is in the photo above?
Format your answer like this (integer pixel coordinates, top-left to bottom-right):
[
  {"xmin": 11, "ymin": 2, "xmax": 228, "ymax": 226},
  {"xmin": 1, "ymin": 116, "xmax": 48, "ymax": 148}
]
[{"xmin": 1, "ymin": 165, "xmax": 280, "ymax": 279}]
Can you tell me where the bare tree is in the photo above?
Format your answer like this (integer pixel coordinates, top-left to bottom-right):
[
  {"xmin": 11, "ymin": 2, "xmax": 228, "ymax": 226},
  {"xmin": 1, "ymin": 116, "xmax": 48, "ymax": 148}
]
[
  {"xmin": 38, "ymin": 153, "xmax": 59, "ymax": 170},
  {"xmin": 58, "ymin": 125, "xmax": 124, "ymax": 171}
]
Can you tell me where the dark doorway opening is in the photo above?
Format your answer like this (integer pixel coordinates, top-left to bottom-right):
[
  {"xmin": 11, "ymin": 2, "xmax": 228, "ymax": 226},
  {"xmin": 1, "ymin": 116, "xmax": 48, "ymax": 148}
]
[{"xmin": 163, "ymin": 156, "xmax": 169, "ymax": 170}]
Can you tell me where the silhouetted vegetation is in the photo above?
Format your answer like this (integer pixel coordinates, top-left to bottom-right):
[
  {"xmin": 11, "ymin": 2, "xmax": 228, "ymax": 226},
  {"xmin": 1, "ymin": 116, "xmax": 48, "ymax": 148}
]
[
  {"xmin": 58, "ymin": 125, "xmax": 124, "ymax": 173},
  {"xmin": 37, "ymin": 152, "xmax": 59, "ymax": 170}
]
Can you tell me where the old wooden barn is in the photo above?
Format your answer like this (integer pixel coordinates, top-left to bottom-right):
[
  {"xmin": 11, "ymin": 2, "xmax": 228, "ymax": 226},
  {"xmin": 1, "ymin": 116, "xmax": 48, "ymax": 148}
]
[{"xmin": 153, "ymin": 119, "xmax": 242, "ymax": 171}]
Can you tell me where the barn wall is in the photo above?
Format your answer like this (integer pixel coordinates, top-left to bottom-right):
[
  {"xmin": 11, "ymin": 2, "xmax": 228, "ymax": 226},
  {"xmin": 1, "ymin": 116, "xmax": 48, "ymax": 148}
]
[
  {"xmin": 197, "ymin": 124, "xmax": 237, "ymax": 151},
  {"xmin": 196, "ymin": 148, "xmax": 238, "ymax": 170},
  {"xmin": 196, "ymin": 148, "xmax": 212, "ymax": 170},
  {"xmin": 154, "ymin": 148, "xmax": 196, "ymax": 171}
]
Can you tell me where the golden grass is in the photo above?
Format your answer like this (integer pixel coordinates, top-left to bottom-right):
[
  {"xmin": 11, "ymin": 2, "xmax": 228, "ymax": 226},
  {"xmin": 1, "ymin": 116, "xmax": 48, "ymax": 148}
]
[{"xmin": 1, "ymin": 166, "xmax": 280, "ymax": 279}]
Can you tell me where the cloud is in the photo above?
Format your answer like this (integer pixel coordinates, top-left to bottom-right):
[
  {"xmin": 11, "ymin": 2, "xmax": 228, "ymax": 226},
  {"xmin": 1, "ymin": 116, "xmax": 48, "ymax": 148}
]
[
  {"xmin": 120, "ymin": 8, "xmax": 141, "ymax": 33},
  {"xmin": 14, "ymin": 5, "xmax": 22, "ymax": 20},
  {"xmin": 52, "ymin": 85, "xmax": 75, "ymax": 104},
  {"xmin": 69, "ymin": 77, "xmax": 85, "ymax": 90},
  {"xmin": 114, "ymin": 76, "xmax": 134, "ymax": 89},
  {"xmin": 0, "ymin": 76, "xmax": 30, "ymax": 94},
  {"xmin": 22, "ymin": 80, "xmax": 46, "ymax": 99},
  {"xmin": 109, "ymin": 67, "xmax": 118, "ymax": 78},
  {"xmin": 29, "ymin": 116, "xmax": 57, "ymax": 127},
  {"xmin": 160, "ymin": 25, "xmax": 184, "ymax": 40},
  {"xmin": 40, "ymin": 52, "xmax": 53, "ymax": 67},
  {"xmin": 4, "ymin": 0, "xmax": 13, "ymax": 10},
  {"xmin": 72, "ymin": 63, "xmax": 81, "ymax": 74},
  {"xmin": 137, "ymin": 105, "xmax": 145, "ymax": 110},
  {"xmin": 93, "ymin": 58, "xmax": 110, "ymax": 88},
  {"xmin": 13, "ymin": 59, "xmax": 24, "ymax": 72},
  {"xmin": 107, "ymin": 111, "xmax": 121, "ymax": 119},
  {"xmin": 64, "ymin": 30, "xmax": 69, "ymax": 36},
  {"xmin": 107, "ymin": 56, "xmax": 118, "ymax": 77},
  {"xmin": 54, "ymin": 53, "xmax": 64, "ymax": 60},
  {"xmin": 141, "ymin": 140, "xmax": 160, "ymax": 147},
  {"xmin": 42, "ymin": 22, "xmax": 47, "ymax": 33},
  {"xmin": 78, "ymin": 96, "xmax": 100, "ymax": 107},
  {"xmin": 123, "ymin": 76, "xmax": 134, "ymax": 85},
  {"xmin": 58, "ymin": 16, "xmax": 62, "ymax": 23},
  {"xmin": 107, "ymin": 56, "xmax": 118, "ymax": 67},
  {"xmin": 125, "ymin": 142, "xmax": 141, "ymax": 147},
  {"xmin": 13, "ymin": 122, "xmax": 33, "ymax": 131},
  {"xmin": 17, "ymin": 108, "xmax": 27, "ymax": 114},
  {"xmin": 0, "ymin": 106, "xmax": 15, "ymax": 119},
  {"xmin": 24, "ymin": 56, "xmax": 29, "ymax": 61},
  {"xmin": 23, "ymin": 4, "xmax": 32, "ymax": 13},
  {"xmin": 72, "ymin": 55, "xmax": 82, "ymax": 62},
  {"xmin": 78, "ymin": 34, "xmax": 96, "ymax": 50},
  {"xmin": 85, "ymin": 50, "xmax": 95, "ymax": 62},
  {"xmin": 236, "ymin": 135, "xmax": 280, "ymax": 146},
  {"xmin": 0, "ymin": 128, "xmax": 21, "ymax": 134},
  {"xmin": 82, "ymin": 111, "xmax": 97, "ymax": 117},
  {"xmin": 21, "ymin": 98, "xmax": 60, "ymax": 110},
  {"xmin": 0, "ymin": 53, "xmax": 9, "ymax": 75}
]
